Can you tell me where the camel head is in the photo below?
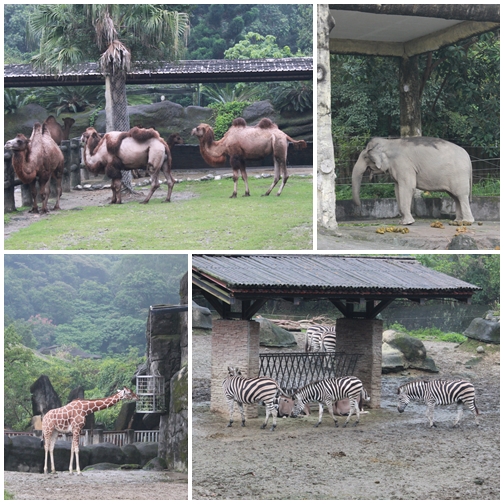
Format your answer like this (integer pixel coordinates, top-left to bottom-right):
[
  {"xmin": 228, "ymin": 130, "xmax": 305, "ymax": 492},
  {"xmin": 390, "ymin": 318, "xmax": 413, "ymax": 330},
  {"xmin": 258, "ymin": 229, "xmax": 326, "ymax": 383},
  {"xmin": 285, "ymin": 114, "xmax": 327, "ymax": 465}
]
[
  {"xmin": 80, "ymin": 127, "xmax": 102, "ymax": 151},
  {"xmin": 5, "ymin": 133, "xmax": 30, "ymax": 152},
  {"xmin": 167, "ymin": 133, "xmax": 184, "ymax": 149},
  {"xmin": 191, "ymin": 124, "xmax": 213, "ymax": 142}
]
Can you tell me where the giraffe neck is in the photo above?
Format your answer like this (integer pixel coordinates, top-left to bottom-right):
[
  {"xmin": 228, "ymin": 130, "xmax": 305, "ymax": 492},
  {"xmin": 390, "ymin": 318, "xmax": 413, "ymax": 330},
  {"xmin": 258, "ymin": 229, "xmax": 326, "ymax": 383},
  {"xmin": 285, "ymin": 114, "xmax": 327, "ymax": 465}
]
[{"xmin": 83, "ymin": 392, "xmax": 123, "ymax": 414}]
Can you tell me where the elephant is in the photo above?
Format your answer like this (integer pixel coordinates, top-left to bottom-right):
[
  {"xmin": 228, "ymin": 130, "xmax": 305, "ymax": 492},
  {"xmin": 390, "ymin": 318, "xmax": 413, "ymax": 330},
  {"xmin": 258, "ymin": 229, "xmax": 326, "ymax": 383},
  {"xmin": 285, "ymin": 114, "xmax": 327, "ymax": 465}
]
[{"xmin": 352, "ymin": 137, "xmax": 474, "ymax": 225}]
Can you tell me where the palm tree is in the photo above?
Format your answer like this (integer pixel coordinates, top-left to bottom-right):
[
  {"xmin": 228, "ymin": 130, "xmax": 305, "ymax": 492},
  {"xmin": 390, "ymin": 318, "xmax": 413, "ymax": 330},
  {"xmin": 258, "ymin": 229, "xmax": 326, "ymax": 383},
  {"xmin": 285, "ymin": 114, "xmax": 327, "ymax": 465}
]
[{"xmin": 27, "ymin": 5, "xmax": 189, "ymax": 190}]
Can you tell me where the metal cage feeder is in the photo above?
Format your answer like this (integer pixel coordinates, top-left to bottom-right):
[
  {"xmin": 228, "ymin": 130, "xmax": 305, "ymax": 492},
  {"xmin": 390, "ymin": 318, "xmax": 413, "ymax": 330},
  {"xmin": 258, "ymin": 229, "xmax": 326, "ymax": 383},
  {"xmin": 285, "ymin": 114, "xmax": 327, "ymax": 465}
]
[{"xmin": 135, "ymin": 375, "xmax": 166, "ymax": 413}]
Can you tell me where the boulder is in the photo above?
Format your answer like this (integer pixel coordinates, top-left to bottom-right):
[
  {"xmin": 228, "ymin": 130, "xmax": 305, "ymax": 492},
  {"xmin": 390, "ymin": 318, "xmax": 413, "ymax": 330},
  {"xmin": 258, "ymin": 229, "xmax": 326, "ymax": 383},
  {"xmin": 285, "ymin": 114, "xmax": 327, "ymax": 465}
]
[
  {"xmin": 114, "ymin": 401, "xmax": 137, "ymax": 430},
  {"xmin": 4, "ymin": 435, "xmax": 44, "ymax": 473},
  {"xmin": 4, "ymin": 104, "xmax": 49, "ymax": 143},
  {"xmin": 142, "ymin": 456, "xmax": 167, "ymax": 471},
  {"xmin": 133, "ymin": 442, "xmax": 159, "ymax": 467},
  {"xmin": 255, "ymin": 316, "xmax": 297, "ymax": 348},
  {"xmin": 84, "ymin": 462, "xmax": 122, "ymax": 471},
  {"xmin": 463, "ymin": 313, "xmax": 500, "ymax": 343},
  {"xmin": 192, "ymin": 301, "xmax": 213, "ymax": 330},
  {"xmin": 447, "ymin": 234, "xmax": 479, "ymax": 250},
  {"xmin": 121, "ymin": 443, "xmax": 142, "ymax": 466},
  {"xmin": 382, "ymin": 330, "xmax": 438, "ymax": 373},
  {"xmin": 87, "ymin": 442, "xmax": 127, "ymax": 466},
  {"xmin": 30, "ymin": 375, "xmax": 61, "ymax": 416}
]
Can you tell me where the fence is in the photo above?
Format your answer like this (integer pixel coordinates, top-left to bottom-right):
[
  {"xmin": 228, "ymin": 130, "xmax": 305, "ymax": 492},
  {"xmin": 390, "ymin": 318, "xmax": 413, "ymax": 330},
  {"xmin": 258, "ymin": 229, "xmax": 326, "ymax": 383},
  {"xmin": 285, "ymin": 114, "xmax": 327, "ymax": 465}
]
[
  {"xmin": 259, "ymin": 352, "xmax": 361, "ymax": 394},
  {"xmin": 5, "ymin": 429, "xmax": 159, "ymax": 447}
]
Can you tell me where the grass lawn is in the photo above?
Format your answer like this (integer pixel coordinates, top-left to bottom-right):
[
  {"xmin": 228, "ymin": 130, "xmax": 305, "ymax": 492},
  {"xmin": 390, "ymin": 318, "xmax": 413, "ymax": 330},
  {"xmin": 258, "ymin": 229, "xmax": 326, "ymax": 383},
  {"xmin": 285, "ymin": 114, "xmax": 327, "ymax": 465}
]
[{"xmin": 4, "ymin": 176, "xmax": 313, "ymax": 250}]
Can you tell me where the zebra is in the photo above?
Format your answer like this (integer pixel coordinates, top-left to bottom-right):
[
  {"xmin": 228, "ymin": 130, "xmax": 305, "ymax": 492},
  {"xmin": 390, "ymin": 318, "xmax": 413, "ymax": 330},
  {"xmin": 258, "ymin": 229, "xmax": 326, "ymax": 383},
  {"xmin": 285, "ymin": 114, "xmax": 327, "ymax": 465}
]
[
  {"xmin": 320, "ymin": 331, "xmax": 337, "ymax": 352},
  {"xmin": 304, "ymin": 324, "xmax": 336, "ymax": 352},
  {"xmin": 397, "ymin": 379, "xmax": 480, "ymax": 428},
  {"xmin": 222, "ymin": 366, "xmax": 288, "ymax": 431},
  {"xmin": 291, "ymin": 376, "xmax": 368, "ymax": 427}
]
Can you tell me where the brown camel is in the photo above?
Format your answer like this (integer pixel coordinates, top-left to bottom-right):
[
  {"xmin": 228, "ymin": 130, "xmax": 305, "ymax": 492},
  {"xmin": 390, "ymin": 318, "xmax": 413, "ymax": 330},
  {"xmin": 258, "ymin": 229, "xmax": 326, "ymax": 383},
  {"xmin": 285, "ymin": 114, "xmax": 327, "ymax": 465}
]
[
  {"xmin": 4, "ymin": 122, "xmax": 64, "ymax": 213},
  {"xmin": 43, "ymin": 116, "xmax": 75, "ymax": 145},
  {"xmin": 191, "ymin": 117, "xmax": 308, "ymax": 198},
  {"xmin": 80, "ymin": 126, "xmax": 175, "ymax": 204}
]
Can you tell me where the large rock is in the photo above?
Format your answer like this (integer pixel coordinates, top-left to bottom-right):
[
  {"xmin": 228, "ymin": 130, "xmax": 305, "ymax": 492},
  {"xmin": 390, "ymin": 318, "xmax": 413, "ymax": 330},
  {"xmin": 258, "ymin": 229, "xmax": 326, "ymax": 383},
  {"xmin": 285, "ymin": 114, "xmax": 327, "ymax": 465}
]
[
  {"xmin": 30, "ymin": 375, "xmax": 61, "ymax": 416},
  {"xmin": 133, "ymin": 442, "xmax": 159, "ymax": 467},
  {"xmin": 121, "ymin": 443, "xmax": 142, "ymax": 465},
  {"xmin": 255, "ymin": 316, "xmax": 297, "ymax": 348},
  {"xmin": 382, "ymin": 330, "xmax": 438, "ymax": 373},
  {"xmin": 87, "ymin": 442, "xmax": 127, "ymax": 466},
  {"xmin": 463, "ymin": 311, "xmax": 500, "ymax": 343},
  {"xmin": 192, "ymin": 301, "xmax": 213, "ymax": 330},
  {"xmin": 447, "ymin": 234, "xmax": 479, "ymax": 250},
  {"xmin": 4, "ymin": 104, "xmax": 49, "ymax": 143}
]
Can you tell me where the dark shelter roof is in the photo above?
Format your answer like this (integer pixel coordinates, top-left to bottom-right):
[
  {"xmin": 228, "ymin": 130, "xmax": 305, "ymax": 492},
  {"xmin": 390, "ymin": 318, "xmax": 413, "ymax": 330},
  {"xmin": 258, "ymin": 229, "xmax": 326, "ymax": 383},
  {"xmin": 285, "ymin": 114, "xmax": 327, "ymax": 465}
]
[
  {"xmin": 4, "ymin": 57, "xmax": 313, "ymax": 88},
  {"xmin": 192, "ymin": 255, "xmax": 480, "ymax": 320}
]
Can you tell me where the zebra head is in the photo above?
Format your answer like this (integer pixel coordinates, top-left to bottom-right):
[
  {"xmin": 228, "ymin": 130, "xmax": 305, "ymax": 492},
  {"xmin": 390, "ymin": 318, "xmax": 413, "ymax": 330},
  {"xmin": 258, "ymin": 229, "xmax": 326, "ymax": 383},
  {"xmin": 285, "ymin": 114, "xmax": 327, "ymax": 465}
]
[
  {"xmin": 397, "ymin": 386, "xmax": 410, "ymax": 413},
  {"xmin": 227, "ymin": 366, "xmax": 242, "ymax": 377},
  {"xmin": 291, "ymin": 394, "xmax": 305, "ymax": 418}
]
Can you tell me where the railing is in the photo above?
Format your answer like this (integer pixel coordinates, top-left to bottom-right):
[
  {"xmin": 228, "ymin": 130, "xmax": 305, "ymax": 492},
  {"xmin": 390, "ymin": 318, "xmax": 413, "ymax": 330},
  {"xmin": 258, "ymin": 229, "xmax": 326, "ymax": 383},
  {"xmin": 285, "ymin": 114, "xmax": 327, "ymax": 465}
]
[
  {"xmin": 259, "ymin": 351, "xmax": 361, "ymax": 394},
  {"xmin": 5, "ymin": 429, "xmax": 159, "ymax": 446}
]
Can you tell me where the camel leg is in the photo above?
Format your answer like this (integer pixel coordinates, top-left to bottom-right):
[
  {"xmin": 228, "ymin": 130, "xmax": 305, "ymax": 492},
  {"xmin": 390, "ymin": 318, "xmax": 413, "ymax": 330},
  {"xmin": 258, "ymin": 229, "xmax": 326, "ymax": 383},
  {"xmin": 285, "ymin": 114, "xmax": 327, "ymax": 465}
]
[
  {"xmin": 263, "ymin": 155, "xmax": 288, "ymax": 196},
  {"xmin": 141, "ymin": 164, "xmax": 160, "ymax": 204},
  {"xmin": 52, "ymin": 169, "xmax": 63, "ymax": 211},
  {"xmin": 160, "ymin": 159, "xmax": 175, "ymax": 203},
  {"xmin": 110, "ymin": 178, "xmax": 122, "ymax": 204},
  {"xmin": 230, "ymin": 155, "xmax": 249, "ymax": 197},
  {"xmin": 39, "ymin": 179, "xmax": 51, "ymax": 214},
  {"xmin": 28, "ymin": 181, "xmax": 39, "ymax": 213}
]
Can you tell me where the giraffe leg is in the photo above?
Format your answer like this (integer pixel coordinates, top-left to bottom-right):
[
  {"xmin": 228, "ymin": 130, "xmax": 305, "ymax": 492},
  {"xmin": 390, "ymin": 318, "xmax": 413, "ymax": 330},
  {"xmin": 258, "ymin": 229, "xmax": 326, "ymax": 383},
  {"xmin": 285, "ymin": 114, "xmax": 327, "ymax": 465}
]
[
  {"xmin": 43, "ymin": 432, "xmax": 50, "ymax": 475},
  {"xmin": 49, "ymin": 430, "xmax": 58, "ymax": 474}
]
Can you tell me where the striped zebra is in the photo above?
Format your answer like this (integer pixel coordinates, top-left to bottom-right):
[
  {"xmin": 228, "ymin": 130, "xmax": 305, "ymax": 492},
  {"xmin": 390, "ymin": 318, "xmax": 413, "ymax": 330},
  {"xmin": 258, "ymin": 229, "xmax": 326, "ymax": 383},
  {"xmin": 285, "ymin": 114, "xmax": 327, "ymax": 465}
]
[
  {"xmin": 397, "ymin": 379, "xmax": 480, "ymax": 428},
  {"xmin": 305, "ymin": 324, "xmax": 336, "ymax": 352},
  {"xmin": 222, "ymin": 366, "xmax": 287, "ymax": 431},
  {"xmin": 291, "ymin": 376, "xmax": 368, "ymax": 427}
]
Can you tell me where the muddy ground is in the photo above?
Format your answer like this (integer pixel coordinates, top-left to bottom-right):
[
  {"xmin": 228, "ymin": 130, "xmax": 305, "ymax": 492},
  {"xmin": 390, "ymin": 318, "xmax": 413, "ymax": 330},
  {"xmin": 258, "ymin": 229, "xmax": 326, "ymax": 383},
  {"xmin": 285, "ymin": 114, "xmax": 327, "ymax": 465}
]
[
  {"xmin": 4, "ymin": 469, "xmax": 188, "ymax": 500},
  {"xmin": 192, "ymin": 331, "xmax": 500, "ymax": 500}
]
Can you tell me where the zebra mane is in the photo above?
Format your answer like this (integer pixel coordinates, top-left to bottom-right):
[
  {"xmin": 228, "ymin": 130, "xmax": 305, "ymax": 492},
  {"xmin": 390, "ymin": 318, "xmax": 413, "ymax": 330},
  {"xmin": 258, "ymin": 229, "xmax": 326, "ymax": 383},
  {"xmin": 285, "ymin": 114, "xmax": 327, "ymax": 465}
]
[{"xmin": 397, "ymin": 379, "xmax": 429, "ymax": 393}]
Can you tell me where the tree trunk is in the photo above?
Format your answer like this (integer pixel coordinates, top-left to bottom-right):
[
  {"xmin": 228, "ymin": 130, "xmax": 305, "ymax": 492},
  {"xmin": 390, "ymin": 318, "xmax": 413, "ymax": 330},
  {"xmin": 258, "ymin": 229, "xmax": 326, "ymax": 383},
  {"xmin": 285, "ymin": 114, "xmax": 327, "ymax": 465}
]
[
  {"xmin": 317, "ymin": 5, "xmax": 338, "ymax": 231},
  {"xmin": 399, "ymin": 56, "xmax": 422, "ymax": 137}
]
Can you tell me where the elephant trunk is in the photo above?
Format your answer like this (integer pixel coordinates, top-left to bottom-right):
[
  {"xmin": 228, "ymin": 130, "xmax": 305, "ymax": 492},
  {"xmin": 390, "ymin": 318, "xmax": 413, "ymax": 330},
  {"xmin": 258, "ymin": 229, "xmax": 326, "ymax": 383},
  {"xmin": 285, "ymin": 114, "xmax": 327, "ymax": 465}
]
[{"xmin": 352, "ymin": 155, "xmax": 367, "ymax": 206}]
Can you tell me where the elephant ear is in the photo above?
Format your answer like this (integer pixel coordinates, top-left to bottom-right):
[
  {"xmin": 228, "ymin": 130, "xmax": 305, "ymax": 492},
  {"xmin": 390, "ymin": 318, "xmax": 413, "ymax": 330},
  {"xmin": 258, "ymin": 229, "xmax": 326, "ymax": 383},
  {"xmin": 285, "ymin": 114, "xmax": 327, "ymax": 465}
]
[{"xmin": 366, "ymin": 143, "xmax": 388, "ymax": 172}]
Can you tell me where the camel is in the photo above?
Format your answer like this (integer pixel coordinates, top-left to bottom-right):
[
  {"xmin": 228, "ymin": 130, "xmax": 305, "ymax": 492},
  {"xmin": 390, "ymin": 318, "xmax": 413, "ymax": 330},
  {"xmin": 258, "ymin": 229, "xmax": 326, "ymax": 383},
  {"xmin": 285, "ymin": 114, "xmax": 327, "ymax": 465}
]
[
  {"xmin": 133, "ymin": 132, "xmax": 183, "ymax": 178},
  {"xmin": 80, "ymin": 126, "xmax": 175, "ymax": 204},
  {"xmin": 43, "ymin": 115, "xmax": 75, "ymax": 145},
  {"xmin": 4, "ymin": 122, "xmax": 64, "ymax": 213},
  {"xmin": 191, "ymin": 117, "xmax": 308, "ymax": 198}
]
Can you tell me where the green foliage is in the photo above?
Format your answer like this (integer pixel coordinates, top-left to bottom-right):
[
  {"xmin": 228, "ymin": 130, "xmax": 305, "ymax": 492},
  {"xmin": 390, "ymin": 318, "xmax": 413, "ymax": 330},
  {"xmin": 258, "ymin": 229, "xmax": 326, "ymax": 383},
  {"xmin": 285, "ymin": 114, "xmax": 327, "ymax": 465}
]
[
  {"xmin": 415, "ymin": 255, "xmax": 500, "ymax": 305},
  {"xmin": 270, "ymin": 82, "xmax": 313, "ymax": 113},
  {"xmin": 386, "ymin": 322, "xmax": 467, "ymax": 343},
  {"xmin": 4, "ymin": 255, "xmax": 187, "ymax": 355},
  {"xmin": 35, "ymin": 86, "xmax": 105, "ymax": 115},
  {"xmin": 4, "ymin": 89, "xmax": 37, "ymax": 115},
  {"xmin": 201, "ymin": 83, "xmax": 259, "ymax": 105},
  {"xmin": 208, "ymin": 101, "xmax": 250, "ymax": 139},
  {"xmin": 4, "ymin": 322, "xmax": 144, "ymax": 431},
  {"xmin": 224, "ymin": 32, "xmax": 293, "ymax": 60}
]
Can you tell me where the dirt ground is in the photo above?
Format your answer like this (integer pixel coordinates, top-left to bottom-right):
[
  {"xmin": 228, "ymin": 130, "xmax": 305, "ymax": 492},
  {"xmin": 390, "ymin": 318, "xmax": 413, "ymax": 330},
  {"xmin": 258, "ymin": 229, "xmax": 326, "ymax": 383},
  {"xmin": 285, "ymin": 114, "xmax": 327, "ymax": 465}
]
[
  {"xmin": 318, "ymin": 219, "xmax": 500, "ymax": 251},
  {"xmin": 3, "ymin": 469, "xmax": 188, "ymax": 500},
  {"xmin": 192, "ymin": 331, "xmax": 500, "ymax": 500}
]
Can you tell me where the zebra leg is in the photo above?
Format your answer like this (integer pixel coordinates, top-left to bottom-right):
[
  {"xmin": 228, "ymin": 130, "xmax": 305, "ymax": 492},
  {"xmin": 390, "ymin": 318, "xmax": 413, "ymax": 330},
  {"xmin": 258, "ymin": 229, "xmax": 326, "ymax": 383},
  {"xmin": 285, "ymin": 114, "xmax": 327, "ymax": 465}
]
[
  {"xmin": 237, "ymin": 402, "xmax": 246, "ymax": 427},
  {"xmin": 344, "ymin": 397, "xmax": 360, "ymax": 427},
  {"xmin": 426, "ymin": 403, "xmax": 436, "ymax": 427},
  {"xmin": 227, "ymin": 398, "xmax": 235, "ymax": 427},
  {"xmin": 261, "ymin": 405, "xmax": 271, "ymax": 430},
  {"xmin": 313, "ymin": 403, "xmax": 324, "ymax": 427},
  {"xmin": 326, "ymin": 399, "xmax": 339, "ymax": 427},
  {"xmin": 453, "ymin": 402, "xmax": 463, "ymax": 427}
]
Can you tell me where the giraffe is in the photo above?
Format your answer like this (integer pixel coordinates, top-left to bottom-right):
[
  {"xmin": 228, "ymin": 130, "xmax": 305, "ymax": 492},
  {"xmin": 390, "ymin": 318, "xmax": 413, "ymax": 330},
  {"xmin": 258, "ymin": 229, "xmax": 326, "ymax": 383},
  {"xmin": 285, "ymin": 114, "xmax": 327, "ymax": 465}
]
[{"xmin": 42, "ymin": 386, "xmax": 138, "ymax": 475}]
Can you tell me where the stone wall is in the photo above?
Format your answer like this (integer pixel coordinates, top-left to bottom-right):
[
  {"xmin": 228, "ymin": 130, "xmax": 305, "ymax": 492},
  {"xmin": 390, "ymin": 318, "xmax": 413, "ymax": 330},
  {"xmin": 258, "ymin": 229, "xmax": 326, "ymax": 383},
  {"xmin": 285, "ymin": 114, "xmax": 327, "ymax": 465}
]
[{"xmin": 210, "ymin": 320, "xmax": 260, "ymax": 418}]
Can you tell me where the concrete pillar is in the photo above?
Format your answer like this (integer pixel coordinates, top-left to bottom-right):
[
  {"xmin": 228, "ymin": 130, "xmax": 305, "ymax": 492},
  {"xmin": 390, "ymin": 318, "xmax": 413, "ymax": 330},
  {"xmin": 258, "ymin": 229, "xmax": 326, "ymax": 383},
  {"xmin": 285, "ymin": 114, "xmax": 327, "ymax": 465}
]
[
  {"xmin": 210, "ymin": 319, "xmax": 260, "ymax": 418},
  {"xmin": 335, "ymin": 318, "xmax": 383, "ymax": 408}
]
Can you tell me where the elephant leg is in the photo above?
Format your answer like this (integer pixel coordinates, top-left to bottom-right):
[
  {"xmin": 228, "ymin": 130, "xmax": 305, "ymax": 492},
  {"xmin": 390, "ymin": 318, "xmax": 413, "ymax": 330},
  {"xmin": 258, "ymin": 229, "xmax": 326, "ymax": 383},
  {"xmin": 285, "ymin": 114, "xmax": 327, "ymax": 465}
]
[
  {"xmin": 457, "ymin": 196, "xmax": 474, "ymax": 223},
  {"xmin": 395, "ymin": 183, "xmax": 415, "ymax": 225}
]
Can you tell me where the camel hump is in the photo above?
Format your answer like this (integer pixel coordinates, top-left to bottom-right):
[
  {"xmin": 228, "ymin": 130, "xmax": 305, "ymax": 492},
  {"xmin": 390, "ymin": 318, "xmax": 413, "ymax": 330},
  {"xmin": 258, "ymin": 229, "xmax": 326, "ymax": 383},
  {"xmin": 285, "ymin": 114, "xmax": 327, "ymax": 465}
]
[
  {"xmin": 256, "ymin": 118, "xmax": 276, "ymax": 129},
  {"xmin": 106, "ymin": 131, "xmax": 131, "ymax": 156},
  {"xmin": 129, "ymin": 126, "xmax": 161, "ymax": 143},
  {"xmin": 232, "ymin": 117, "xmax": 247, "ymax": 128}
]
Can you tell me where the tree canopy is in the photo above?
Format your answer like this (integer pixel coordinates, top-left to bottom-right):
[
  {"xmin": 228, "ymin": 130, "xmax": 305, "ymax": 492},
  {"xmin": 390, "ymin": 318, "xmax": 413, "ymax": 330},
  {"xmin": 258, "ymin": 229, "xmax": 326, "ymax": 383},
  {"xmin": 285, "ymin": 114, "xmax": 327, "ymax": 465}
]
[{"xmin": 4, "ymin": 254, "xmax": 187, "ymax": 355}]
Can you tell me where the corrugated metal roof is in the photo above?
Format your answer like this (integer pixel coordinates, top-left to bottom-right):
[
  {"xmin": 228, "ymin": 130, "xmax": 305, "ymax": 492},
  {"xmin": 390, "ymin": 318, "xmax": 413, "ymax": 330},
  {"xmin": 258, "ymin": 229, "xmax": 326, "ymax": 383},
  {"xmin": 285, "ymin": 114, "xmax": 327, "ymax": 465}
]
[
  {"xmin": 5, "ymin": 57, "xmax": 313, "ymax": 88},
  {"xmin": 192, "ymin": 255, "xmax": 480, "ymax": 293}
]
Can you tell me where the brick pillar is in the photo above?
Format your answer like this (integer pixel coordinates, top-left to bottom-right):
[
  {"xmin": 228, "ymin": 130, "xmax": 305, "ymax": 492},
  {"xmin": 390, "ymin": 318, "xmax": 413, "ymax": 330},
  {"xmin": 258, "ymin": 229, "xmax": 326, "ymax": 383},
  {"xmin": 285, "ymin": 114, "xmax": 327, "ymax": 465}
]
[
  {"xmin": 336, "ymin": 318, "xmax": 383, "ymax": 409},
  {"xmin": 211, "ymin": 319, "xmax": 260, "ymax": 418}
]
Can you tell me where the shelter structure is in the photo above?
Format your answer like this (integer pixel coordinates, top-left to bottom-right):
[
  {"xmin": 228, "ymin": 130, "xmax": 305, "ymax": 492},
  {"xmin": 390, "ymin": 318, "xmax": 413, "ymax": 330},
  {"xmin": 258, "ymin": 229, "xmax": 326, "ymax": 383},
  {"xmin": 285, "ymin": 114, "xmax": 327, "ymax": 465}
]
[{"xmin": 192, "ymin": 255, "xmax": 480, "ymax": 414}]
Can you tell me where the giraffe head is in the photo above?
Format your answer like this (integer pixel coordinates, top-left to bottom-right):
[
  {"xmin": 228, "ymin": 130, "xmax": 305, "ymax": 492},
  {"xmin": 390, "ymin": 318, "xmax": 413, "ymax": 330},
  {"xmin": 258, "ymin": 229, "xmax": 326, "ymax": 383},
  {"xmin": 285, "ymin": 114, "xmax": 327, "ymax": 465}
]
[{"xmin": 117, "ymin": 386, "xmax": 139, "ymax": 401}]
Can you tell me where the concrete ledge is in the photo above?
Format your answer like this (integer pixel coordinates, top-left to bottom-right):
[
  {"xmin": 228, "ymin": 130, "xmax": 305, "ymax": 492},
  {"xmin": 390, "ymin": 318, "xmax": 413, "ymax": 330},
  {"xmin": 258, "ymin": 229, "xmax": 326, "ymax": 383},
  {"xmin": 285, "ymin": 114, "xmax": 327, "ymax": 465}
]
[{"xmin": 337, "ymin": 196, "xmax": 499, "ymax": 221}]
